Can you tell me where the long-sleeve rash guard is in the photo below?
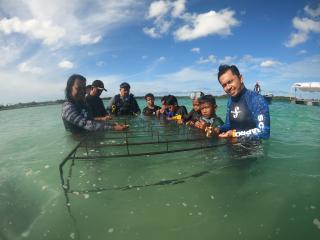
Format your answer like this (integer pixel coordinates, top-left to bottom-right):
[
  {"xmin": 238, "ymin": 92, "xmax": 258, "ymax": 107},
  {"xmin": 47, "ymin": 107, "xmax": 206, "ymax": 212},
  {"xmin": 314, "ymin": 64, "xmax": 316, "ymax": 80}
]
[
  {"xmin": 220, "ymin": 88, "xmax": 270, "ymax": 139},
  {"xmin": 62, "ymin": 101, "xmax": 113, "ymax": 133}
]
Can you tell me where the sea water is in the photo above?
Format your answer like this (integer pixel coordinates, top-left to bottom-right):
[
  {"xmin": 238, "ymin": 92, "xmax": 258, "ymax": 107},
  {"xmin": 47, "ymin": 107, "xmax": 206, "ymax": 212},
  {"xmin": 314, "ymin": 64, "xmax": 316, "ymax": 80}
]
[{"xmin": 0, "ymin": 98, "xmax": 319, "ymax": 240}]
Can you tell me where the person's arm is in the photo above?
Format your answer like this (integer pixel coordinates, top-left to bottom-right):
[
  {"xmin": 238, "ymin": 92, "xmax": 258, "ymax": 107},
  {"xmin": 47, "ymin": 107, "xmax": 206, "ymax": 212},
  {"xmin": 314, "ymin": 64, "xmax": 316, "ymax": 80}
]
[
  {"xmin": 132, "ymin": 97, "xmax": 141, "ymax": 115},
  {"xmin": 62, "ymin": 102, "xmax": 113, "ymax": 131},
  {"xmin": 94, "ymin": 115, "xmax": 112, "ymax": 121},
  {"xmin": 245, "ymin": 94, "xmax": 270, "ymax": 139},
  {"xmin": 180, "ymin": 106, "xmax": 188, "ymax": 119},
  {"xmin": 219, "ymin": 98, "xmax": 231, "ymax": 133}
]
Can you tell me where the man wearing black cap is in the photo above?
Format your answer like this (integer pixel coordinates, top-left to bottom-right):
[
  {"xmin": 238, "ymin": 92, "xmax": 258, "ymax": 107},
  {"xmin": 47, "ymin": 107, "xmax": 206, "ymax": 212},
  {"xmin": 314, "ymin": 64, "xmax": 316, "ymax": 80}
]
[
  {"xmin": 107, "ymin": 82, "xmax": 141, "ymax": 115},
  {"xmin": 86, "ymin": 80, "xmax": 112, "ymax": 121}
]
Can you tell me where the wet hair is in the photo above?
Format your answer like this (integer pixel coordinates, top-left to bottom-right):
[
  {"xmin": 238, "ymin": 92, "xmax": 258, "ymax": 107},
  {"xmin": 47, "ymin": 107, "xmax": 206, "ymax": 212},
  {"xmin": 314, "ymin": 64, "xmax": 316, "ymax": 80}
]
[
  {"xmin": 166, "ymin": 95, "xmax": 178, "ymax": 105},
  {"xmin": 161, "ymin": 95, "xmax": 169, "ymax": 104},
  {"xmin": 199, "ymin": 94, "xmax": 216, "ymax": 107},
  {"xmin": 218, "ymin": 64, "xmax": 241, "ymax": 80},
  {"xmin": 65, "ymin": 74, "xmax": 86, "ymax": 101},
  {"xmin": 145, "ymin": 93, "xmax": 155, "ymax": 100}
]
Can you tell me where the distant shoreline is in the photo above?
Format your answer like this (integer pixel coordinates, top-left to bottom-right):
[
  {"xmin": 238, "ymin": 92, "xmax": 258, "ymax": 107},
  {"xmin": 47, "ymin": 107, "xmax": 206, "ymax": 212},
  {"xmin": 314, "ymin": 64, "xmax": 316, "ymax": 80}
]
[{"xmin": 0, "ymin": 95, "xmax": 292, "ymax": 111}]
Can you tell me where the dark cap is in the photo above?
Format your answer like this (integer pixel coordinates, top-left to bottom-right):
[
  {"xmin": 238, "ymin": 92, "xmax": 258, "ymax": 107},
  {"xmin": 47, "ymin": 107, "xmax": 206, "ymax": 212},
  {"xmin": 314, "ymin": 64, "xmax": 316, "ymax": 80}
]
[
  {"xmin": 120, "ymin": 82, "xmax": 130, "ymax": 89},
  {"xmin": 92, "ymin": 80, "xmax": 107, "ymax": 91}
]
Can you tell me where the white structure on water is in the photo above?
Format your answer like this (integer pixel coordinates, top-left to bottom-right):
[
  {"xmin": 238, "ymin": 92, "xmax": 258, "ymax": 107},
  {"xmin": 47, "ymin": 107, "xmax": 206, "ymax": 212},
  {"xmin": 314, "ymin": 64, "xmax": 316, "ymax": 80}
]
[{"xmin": 291, "ymin": 82, "xmax": 320, "ymax": 106}]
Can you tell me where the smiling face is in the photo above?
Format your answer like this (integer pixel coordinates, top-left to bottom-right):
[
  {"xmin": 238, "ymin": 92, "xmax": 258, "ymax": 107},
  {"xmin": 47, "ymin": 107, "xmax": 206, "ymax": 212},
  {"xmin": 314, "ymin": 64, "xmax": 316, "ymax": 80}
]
[
  {"xmin": 218, "ymin": 69, "xmax": 244, "ymax": 97},
  {"xmin": 71, "ymin": 79, "xmax": 86, "ymax": 102},
  {"xmin": 200, "ymin": 102, "xmax": 215, "ymax": 119}
]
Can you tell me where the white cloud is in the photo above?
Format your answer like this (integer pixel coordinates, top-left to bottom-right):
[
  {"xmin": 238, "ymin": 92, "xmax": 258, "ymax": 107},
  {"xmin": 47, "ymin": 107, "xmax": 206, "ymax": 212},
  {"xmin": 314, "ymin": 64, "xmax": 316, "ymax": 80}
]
[
  {"xmin": 80, "ymin": 34, "xmax": 102, "ymax": 45},
  {"xmin": 147, "ymin": 0, "xmax": 170, "ymax": 19},
  {"xmin": 18, "ymin": 62, "xmax": 44, "ymax": 74},
  {"xmin": 292, "ymin": 17, "xmax": 320, "ymax": 33},
  {"xmin": 0, "ymin": 43, "xmax": 23, "ymax": 66},
  {"xmin": 0, "ymin": 0, "xmax": 143, "ymax": 47},
  {"xmin": 191, "ymin": 47, "xmax": 200, "ymax": 53},
  {"xmin": 285, "ymin": 5, "xmax": 320, "ymax": 48},
  {"xmin": 143, "ymin": 27, "xmax": 161, "ymax": 38},
  {"xmin": 285, "ymin": 31, "xmax": 309, "ymax": 47},
  {"xmin": 0, "ymin": 17, "xmax": 66, "ymax": 45},
  {"xmin": 171, "ymin": 0, "xmax": 186, "ymax": 17},
  {"xmin": 304, "ymin": 3, "xmax": 320, "ymax": 18},
  {"xmin": 196, "ymin": 55, "xmax": 217, "ymax": 64},
  {"xmin": 96, "ymin": 61, "xmax": 106, "ymax": 67},
  {"xmin": 158, "ymin": 56, "xmax": 166, "ymax": 61},
  {"xmin": 160, "ymin": 67, "xmax": 212, "ymax": 82},
  {"xmin": 219, "ymin": 56, "xmax": 237, "ymax": 65},
  {"xmin": 0, "ymin": 69, "xmax": 65, "ymax": 104},
  {"xmin": 260, "ymin": 60, "xmax": 280, "ymax": 68},
  {"xmin": 298, "ymin": 49, "xmax": 307, "ymax": 55},
  {"xmin": 58, "ymin": 60, "xmax": 74, "ymax": 69},
  {"xmin": 174, "ymin": 9, "xmax": 240, "ymax": 41}
]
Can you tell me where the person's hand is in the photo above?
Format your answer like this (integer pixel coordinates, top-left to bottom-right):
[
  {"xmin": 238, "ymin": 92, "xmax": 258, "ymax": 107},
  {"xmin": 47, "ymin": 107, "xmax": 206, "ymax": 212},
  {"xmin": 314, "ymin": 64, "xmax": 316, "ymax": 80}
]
[
  {"xmin": 194, "ymin": 120, "xmax": 206, "ymax": 130},
  {"xmin": 218, "ymin": 130, "xmax": 234, "ymax": 138},
  {"xmin": 205, "ymin": 126, "xmax": 220, "ymax": 137},
  {"xmin": 104, "ymin": 115, "xmax": 112, "ymax": 120},
  {"xmin": 186, "ymin": 121, "xmax": 195, "ymax": 126},
  {"xmin": 212, "ymin": 127, "xmax": 220, "ymax": 135},
  {"xmin": 156, "ymin": 109, "xmax": 163, "ymax": 117},
  {"xmin": 113, "ymin": 124, "xmax": 129, "ymax": 131}
]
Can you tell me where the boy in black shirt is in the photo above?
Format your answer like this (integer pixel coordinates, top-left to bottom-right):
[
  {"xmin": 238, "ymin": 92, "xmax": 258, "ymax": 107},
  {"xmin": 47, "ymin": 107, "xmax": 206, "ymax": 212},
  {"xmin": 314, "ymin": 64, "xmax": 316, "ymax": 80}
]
[
  {"xmin": 166, "ymin": 95, "xmax": 188, "ymax": 123},
  {"xmin": 143, "ymin": 93, "xmax": 161, "ymax": 116}
]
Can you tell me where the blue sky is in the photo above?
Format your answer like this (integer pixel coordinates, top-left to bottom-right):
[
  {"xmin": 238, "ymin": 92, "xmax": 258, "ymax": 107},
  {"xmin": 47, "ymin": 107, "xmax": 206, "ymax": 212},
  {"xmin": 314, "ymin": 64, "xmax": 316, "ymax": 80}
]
[{"xmin": 0, "ymin": 0, "xmax": 319, "ymax": 104}]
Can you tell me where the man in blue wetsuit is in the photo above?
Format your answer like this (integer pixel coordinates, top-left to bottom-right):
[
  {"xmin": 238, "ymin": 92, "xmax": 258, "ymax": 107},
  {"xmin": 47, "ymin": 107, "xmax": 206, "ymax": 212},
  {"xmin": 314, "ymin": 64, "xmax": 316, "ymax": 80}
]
[{"xmin": 217, "ymin": 65, "xmax": 270, "ymax": 140}]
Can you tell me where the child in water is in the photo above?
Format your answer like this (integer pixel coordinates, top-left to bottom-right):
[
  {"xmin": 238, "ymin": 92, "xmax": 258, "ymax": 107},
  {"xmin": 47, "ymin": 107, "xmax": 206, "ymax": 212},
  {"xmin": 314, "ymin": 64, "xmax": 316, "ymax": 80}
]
[
  {"xmin": 166, "ymin": 95, "xmax": 188, "ymax": 123},
  {"xmin": 194, "ymin": 95, "xmax": 224, "ymax": 137},
  {"xmin": 185, "ymin": 91, "xmax": 204, "ymax": 126},
  {"xmin": 156, "ymin": 95, "xmax": 170, "ymax": 118},
  {"xmin": 143, "ymin": 93, "xmax": 161, "ymax": 116}
]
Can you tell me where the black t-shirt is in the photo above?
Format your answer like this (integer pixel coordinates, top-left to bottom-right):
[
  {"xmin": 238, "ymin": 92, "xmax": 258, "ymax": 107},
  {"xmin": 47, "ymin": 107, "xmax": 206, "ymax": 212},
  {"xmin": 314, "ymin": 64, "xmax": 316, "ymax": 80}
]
[
  {"xmin": 184, "ymin": 109, "xmax": 201, "ymax": 122},
  {"xmin": 85, "ymin": 95, "xmax": 107, "ymax": 117},
  {"xmin": 174, "ymin": 106, "xmax": 188, "ymax": 118},
  {"xmin": 143, "ymin": 105, "xmax": 161, "ymax": 116}
]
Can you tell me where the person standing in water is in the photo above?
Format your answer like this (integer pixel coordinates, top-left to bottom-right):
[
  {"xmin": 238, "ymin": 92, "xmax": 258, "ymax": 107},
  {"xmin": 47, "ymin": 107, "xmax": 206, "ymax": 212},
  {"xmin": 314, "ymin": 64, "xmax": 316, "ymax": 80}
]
[
  {"xmin": 143, "ymin": 93, "xmax": 161, "ymax": 116},
  {"xmin": 254, "ymin": 81, "xmax": 261, "ymax": 94},
  {"xmin": 107, "ymin": 82, "xmax": 141, "ymax": 116},
  {"xmin": 85, "ymin": 80, "xmax": 112, "ymax": 121},
  {"xmin": 62, "ymin": 74, "xmax": 128, "ymax": 133},
  {"xmin": 217, "ymin": 65, "xmax": 270, "ymax": 140}
]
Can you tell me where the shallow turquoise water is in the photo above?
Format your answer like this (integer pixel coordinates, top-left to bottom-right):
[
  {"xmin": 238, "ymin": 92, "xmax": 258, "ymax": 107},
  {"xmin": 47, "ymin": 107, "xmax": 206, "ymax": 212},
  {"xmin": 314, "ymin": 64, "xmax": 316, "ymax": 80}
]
[{"xmin": 0, "ymin": 99, "xmax": 319, "ymax": 240}]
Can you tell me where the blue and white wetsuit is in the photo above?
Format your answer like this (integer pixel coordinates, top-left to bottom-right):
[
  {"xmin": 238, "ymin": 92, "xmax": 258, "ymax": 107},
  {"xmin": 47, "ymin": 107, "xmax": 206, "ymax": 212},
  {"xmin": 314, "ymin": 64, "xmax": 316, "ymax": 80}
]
[{"xmin": 220, "ymin": 88, "xmax": 270, "ymax": 139}]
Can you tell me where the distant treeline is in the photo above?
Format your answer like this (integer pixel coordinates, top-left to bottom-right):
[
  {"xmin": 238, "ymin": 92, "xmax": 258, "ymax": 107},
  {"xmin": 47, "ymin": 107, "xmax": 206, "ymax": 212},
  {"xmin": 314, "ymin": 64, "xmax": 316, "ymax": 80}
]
[
  {"xmin": 0, "ymin": 95, "xmax": 291, "ymax": 111},
  {"xmin": 0, "ymin": 100, "xmax": 65, "ymax": 111}
]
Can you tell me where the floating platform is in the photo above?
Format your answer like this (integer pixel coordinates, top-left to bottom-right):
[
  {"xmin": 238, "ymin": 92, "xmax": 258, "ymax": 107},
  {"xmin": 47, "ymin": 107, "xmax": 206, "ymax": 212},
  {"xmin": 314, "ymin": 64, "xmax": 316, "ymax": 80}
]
[
  {"xmin": 291, "ymin": 99, "xmax": 320, "ymax": 106},
  {"xmin": 263, "ymin": 94, "xmax": 273, "ymax": 104}
]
